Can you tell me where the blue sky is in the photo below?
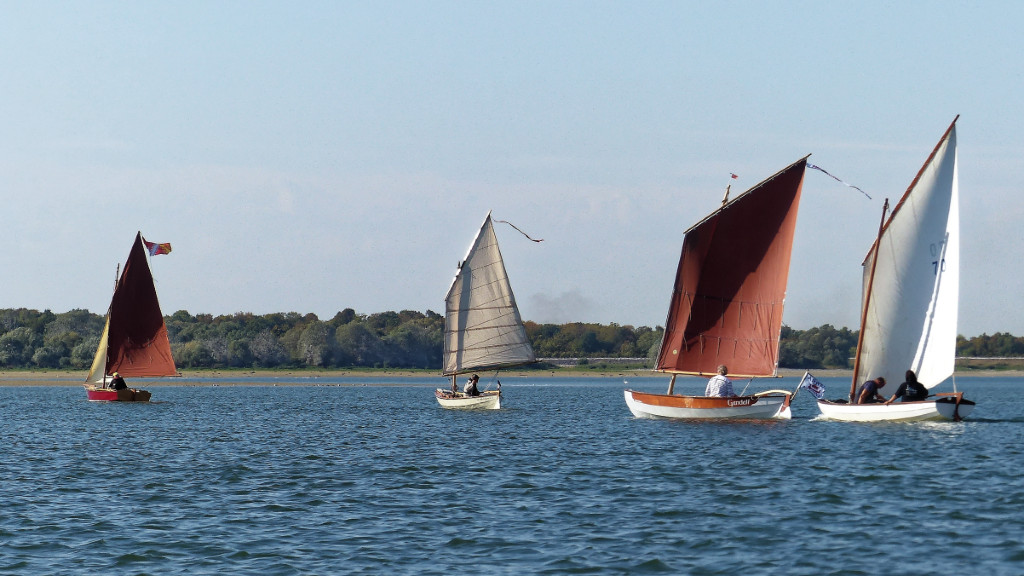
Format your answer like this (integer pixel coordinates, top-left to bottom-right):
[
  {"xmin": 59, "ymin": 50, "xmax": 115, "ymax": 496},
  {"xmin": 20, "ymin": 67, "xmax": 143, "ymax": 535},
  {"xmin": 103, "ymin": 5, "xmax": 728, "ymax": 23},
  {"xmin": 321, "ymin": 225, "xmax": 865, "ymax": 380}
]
[{"xmin": 1, "ymin": 1, "xmax": 1022, "ymax": 337}]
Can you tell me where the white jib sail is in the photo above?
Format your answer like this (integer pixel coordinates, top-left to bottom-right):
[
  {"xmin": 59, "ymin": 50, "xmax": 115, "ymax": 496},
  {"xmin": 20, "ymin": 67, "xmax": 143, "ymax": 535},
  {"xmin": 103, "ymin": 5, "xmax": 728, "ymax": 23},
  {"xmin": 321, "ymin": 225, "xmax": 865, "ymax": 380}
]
[
  {"xmin": 858, "ymin": 126, "xmax": 959, "ymax": 390},
  {"xmin": 443, "ymin": 212, "xmax": 535, "ymax": 376}
]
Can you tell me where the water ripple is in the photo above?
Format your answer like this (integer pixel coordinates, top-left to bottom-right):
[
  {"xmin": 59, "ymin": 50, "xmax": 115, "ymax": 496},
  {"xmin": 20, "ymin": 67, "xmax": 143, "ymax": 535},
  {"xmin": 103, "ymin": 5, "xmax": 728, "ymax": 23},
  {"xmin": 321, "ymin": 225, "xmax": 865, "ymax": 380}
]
[{"xmin": 1, "ymin": 378, "xmax": 1023, "ymax": 574}]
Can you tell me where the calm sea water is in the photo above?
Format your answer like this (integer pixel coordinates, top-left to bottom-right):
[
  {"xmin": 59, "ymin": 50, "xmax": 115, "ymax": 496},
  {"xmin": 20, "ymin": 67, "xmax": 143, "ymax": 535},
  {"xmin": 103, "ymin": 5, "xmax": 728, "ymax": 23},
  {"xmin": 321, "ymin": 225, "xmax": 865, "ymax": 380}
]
[{"xmin": 1, "ymin": 375, "xmax": 1022, "ymax": 575}]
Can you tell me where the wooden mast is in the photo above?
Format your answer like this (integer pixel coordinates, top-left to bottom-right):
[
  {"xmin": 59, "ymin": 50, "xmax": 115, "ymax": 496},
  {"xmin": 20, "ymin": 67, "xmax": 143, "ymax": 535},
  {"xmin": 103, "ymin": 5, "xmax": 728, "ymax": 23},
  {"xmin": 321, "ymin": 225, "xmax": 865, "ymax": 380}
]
[{"xmin": 849, "ymin": 198, "xmax": 889, "ymax": 402}]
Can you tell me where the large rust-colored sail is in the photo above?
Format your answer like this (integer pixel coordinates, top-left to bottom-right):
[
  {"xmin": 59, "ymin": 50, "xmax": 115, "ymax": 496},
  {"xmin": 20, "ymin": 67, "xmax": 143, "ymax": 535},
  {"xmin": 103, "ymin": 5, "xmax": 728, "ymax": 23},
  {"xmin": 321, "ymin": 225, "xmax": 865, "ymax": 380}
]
[
  {"xmin": 655, "ymin": 157, "xmax": 808, "ymax": 378},
  {"xmin": 104, "ymin": 232, "xmax": 177, "ymax": 378}
]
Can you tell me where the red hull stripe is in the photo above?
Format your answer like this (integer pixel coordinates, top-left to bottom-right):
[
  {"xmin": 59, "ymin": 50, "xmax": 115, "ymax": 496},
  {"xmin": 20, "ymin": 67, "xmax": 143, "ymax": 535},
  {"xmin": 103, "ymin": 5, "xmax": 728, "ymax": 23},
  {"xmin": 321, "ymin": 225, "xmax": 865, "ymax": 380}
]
[{"xmin": 86, "ymin": 389, "xmax": 120, "ymax": 401}]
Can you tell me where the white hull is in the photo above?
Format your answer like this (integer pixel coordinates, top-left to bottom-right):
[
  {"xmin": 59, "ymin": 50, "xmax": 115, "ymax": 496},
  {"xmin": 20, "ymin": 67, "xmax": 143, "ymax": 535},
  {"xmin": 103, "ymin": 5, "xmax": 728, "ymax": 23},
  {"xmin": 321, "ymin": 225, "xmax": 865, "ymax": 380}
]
[
  {"xmin": 624, "ymin": 390, "xmax": 792, "ymax": 420},
  {"xmin": 816, "ymin": 396, "xmax": 974, "ymax": 422},
  {"xmin": 435, "ymin": 389, "xmax": 501, "ymax": 410}
]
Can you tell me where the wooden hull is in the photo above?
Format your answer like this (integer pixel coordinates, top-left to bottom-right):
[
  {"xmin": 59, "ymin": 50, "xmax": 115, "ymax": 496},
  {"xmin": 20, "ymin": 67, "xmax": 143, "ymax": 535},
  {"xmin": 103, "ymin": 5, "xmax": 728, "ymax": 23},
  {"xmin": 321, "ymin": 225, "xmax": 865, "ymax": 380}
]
[
  {"xmin": 624, "ymin": 389, "xmax": 792, "ymax": 420},
  {"xmin": 85, "ymin": 386, "xmax": 152, "ymax": 402},
  {"xmin": 816, "ymin": 394, "xmax": 974, "ymax": 422},
  {"xmin": 435, "ymin": 389, "xmax": 500, "ymax": 410}
]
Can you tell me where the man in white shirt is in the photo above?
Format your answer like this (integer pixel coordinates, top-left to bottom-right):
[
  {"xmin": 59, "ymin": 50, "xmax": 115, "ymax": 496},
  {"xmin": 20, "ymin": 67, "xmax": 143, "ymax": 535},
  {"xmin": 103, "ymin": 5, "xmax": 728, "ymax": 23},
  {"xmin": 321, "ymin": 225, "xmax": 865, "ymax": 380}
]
[{"xmin": 704, "ymin": 365, "xmax": 736, "ymax": 397}]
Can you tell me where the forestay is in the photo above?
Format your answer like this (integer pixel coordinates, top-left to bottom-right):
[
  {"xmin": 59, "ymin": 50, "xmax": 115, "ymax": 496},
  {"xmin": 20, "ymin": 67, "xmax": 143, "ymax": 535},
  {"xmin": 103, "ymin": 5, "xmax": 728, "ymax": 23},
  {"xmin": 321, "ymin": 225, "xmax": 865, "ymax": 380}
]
[{"xmin": 443, "ymin": 213, "xmax": 535, "ymax": 376}]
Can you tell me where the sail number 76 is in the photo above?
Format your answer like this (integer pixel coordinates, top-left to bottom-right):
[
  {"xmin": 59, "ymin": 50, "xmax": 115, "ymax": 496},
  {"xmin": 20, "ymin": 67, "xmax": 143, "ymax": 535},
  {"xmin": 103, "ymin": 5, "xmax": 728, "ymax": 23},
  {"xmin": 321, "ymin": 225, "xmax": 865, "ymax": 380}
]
[{"xmin": 930, "ymin": 241, "xmax": 947, "ymax": 276}]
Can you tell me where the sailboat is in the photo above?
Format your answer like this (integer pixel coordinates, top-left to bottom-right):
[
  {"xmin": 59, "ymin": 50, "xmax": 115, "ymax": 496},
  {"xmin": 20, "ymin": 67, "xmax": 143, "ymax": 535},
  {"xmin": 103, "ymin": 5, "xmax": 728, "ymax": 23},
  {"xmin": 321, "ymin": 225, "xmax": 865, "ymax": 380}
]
[
  {"xmin": 817, "ymin": 117, "xmax": 975, "ymax": 422},
  {"xmin": 624, "ymin": 157, "xmax": 809, "ymax": 420},
  {"xmin": 84, "ymin": 232, "xmax": 177, "ymax": 402},
  {"xmin": 435, "ymin": 212, "xmax": 537, "ymax": 409}
]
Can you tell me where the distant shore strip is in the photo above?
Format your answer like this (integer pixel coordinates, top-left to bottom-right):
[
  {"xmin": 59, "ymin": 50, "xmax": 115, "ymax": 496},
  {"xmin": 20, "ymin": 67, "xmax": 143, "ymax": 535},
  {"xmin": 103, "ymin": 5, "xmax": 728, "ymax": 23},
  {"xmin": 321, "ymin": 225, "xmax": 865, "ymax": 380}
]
[{"xmin": 2, "ymin": 365, "xmax": 1022, "ymax": 387}]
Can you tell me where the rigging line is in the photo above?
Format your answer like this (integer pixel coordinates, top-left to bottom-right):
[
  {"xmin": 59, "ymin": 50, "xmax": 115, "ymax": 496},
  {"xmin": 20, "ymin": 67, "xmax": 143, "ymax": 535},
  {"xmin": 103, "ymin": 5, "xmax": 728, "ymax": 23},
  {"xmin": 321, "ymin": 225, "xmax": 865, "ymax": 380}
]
[
  {"xmin": 807, "ymin": 163, "xmax": 872, "ymax": 200},
  {"xmin": 494, "ymin": 219, "xmax": 543, "ymax": 242}
]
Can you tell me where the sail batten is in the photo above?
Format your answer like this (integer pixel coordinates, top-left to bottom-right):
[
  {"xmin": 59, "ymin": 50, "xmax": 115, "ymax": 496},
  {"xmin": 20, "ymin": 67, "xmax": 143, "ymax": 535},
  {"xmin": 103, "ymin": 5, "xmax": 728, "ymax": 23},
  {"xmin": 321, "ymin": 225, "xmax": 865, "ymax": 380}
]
[
  {"xmin": 853, "ymin": 120, "xmax": 959, "ymax": 390},
  {"xmin": 655, "ymin": 157, "xmax": 808, "ymax": 378},
  {"xmin": 443, "ymin": 213, "xmax": 536, "ymax": 376}
]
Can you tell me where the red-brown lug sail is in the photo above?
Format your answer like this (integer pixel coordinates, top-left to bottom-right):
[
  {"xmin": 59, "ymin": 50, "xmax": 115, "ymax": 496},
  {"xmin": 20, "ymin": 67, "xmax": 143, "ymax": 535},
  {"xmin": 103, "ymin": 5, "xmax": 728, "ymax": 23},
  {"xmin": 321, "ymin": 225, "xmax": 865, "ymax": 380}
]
[
  {"xmin": 105, "ymin": 232, "xmax": 177, "ymax": 378},
  {"xmin": 655, "ymin": 157, "xmax": 808, "ymax": 378}
]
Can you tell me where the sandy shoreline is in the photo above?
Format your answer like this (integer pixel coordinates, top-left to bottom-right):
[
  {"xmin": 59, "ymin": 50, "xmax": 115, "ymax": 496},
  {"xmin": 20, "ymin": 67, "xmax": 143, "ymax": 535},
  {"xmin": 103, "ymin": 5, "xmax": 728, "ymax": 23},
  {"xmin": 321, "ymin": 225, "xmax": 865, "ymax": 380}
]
[{"xmin": 1, "ymin": 367, "xmax": 1018, "ymax": 387}]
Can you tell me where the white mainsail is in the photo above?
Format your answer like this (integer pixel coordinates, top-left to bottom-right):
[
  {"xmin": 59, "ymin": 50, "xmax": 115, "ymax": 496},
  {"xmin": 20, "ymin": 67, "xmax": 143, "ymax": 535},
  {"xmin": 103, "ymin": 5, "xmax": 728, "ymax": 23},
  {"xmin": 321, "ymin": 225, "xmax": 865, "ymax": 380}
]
[
  {"xmin": 443, "ymin": 212, "xmax": 535, "ymax": 376},
  {"xmin": 855, "ymin": 122, "xmax": 959, "ymax": 390}
]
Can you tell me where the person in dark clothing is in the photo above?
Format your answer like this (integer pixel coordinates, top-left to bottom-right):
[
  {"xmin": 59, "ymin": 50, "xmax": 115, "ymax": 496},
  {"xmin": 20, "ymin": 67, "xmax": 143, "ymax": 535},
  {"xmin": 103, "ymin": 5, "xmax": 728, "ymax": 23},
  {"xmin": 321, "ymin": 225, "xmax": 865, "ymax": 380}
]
[
  {"xmin": 887, "ymin": 370, "xmax": 929, "ymax": 403},
  {"xmin": 110, "ymin": 372, "xmax": 128, "ymax": 390},
  {"xmin": 856, "ymin": 377, "xmax": 887, "ymax": 404}
]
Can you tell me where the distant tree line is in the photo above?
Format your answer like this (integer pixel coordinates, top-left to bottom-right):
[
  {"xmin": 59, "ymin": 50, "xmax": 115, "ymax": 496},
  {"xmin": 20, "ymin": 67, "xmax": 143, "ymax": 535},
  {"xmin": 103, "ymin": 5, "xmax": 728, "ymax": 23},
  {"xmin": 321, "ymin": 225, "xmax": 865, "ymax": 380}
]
[
  {"xmin": 777, "ymin": 325, "xmax": 1022, "ymax": 369},
  {"xmin": 955, "ymin": 332, "xmax": 1024, "ymax": 357},
  {"xmin": 0, "ymin": 307, "xmax": 1015, "ymax": 371},
  {"xmin": 778, "ymin": 324, "xmax": 859, "ymax": 369},
  {"xmin": 0, "ymin": 308, "xmax": 664, "ymax": 371}
]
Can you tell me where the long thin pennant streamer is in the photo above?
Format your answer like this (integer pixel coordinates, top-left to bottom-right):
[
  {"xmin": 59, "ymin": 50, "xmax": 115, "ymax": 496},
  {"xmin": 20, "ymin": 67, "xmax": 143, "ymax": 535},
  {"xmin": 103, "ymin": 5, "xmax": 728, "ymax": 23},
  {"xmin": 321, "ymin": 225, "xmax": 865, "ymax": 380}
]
[
  {"xmin": 494, "ymin": 219, "xmax": 543, "ymax": 242},
  {"xmin": 807, "ymin": 163, "xmax": 871, "ymax": 199}
]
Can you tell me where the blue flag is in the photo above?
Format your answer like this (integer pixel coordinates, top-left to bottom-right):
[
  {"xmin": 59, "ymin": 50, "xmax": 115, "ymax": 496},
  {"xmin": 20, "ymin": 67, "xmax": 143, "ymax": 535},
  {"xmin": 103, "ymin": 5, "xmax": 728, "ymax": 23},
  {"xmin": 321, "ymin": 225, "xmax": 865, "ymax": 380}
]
[{"xmin": 799, "ymin": 372, "xmax": 826, "ymax": 400}]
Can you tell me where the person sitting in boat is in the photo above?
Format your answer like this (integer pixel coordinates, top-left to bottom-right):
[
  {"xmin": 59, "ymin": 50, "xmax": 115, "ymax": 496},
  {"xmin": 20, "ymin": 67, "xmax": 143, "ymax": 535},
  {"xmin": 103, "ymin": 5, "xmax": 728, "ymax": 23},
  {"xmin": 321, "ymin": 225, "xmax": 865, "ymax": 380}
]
[
  {"xmin": 464, "ymin": 374, "xmax": 481, "ymax": 397},
  {"xmin": 886, "ymin": 370, "xmax": 929, "ymax": 404},
  {"xmin": 110, "ymin": 372, "xmax": 128, "ymax": 391},
  {"xmin": 704, "ymin": 365, "xmax": 736, "ymax": 397},
  {"xmin": 856, "ymin": 377, "xmax": 887, "ymax": 404}
]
